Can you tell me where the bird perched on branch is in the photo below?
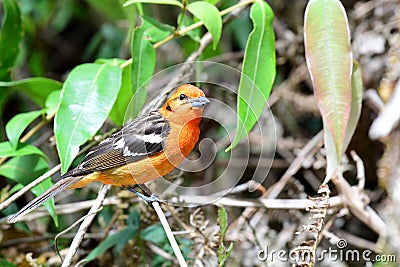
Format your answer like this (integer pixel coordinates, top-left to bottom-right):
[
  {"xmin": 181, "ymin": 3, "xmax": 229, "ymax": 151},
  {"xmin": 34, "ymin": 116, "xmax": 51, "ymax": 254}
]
[{"xmin": 9, "ymin": 84, "xmax": 209, "ymax": 223}]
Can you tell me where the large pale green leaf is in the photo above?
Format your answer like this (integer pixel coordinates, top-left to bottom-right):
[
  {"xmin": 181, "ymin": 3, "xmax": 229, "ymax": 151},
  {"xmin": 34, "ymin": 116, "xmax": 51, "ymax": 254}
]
[
  {"xmin": 124, "ymin": 0, "xmax": 183, "ymax": 8},
  {"xmin": 187, "ymin": 1, "xmax": 222, "ymax": 49},
  {"xmin": 5, "ymin": 110, "xmax": 44, "ymax": 149},
  {"xmin": 227, "ymin": 0, "xmax": 275, "ymax": 151},
  {"xmin": 0, "ymin": 155, "xmax": 58, "ymax": 225},
  {"xmin": 0, "ymin": 0, "xmax": 23, "ymax": 80},
  {"xmin": 55, "ymin": 64, "xmax": 122, "ymax": 173},
  {"xmin": 0, "ymin": 77, "xmax": 63, "ymax": 107},
  {"xmin": 0, "ymin": 142, "xmax": 47, "ymax": 159},
  {"xmin": 304, "ymin": 0, "xmax": 352, "ymax": 171}
]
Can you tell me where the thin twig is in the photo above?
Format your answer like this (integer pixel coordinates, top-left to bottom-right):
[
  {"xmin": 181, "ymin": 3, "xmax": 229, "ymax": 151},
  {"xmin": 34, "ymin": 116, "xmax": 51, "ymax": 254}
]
[
  {"xmin": 55, "ymin": 207, "xmax": 103, "ymax": 263},
  {"xmin": 173, "ymin": 195, "xmax": 342, "ymax": 209},
  {"xmin": 350, "ymin": 150, "xmax": 366, "ymax": 190},
  {"xmin": 151, "ymin": 202, "xmax": 187, "ymax": 267},
  {"xmin": 61, "ymin": 185, "xmax": 111, "ymax": 267},
  {"xmin": 332, "ymin": 173, "xmax": 386, "ymax": 235}
]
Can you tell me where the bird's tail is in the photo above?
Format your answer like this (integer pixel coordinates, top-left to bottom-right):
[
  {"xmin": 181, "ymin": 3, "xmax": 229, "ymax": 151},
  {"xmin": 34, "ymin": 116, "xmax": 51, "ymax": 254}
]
[{"xmin": 8, "ymin": 176, "xmax": 82, "ymax": 223}]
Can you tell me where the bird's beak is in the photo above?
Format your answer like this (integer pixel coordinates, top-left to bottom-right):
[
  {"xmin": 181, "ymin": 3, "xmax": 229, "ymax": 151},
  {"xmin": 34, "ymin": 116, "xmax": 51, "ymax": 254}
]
[{"xmin": 190, "ymin": 96, "xmax": 210, "ymax": 107}]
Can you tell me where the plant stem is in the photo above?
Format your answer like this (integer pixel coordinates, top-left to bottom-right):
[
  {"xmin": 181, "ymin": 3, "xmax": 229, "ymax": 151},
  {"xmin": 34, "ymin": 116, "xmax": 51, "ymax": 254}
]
[{"xmin": 120, "ymin": 0, "xmax": 255, "ymax": 69}]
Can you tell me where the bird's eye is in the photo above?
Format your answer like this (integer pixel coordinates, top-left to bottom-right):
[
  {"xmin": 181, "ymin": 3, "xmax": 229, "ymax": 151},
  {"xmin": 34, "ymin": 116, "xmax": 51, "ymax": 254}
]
[
  {"xmin": 166, "ymin": 105, "xmax": 172, "ymax": 111},
  {"xmin": 179, "ymin": 94, "xmax": 187, "ymax": 100}
]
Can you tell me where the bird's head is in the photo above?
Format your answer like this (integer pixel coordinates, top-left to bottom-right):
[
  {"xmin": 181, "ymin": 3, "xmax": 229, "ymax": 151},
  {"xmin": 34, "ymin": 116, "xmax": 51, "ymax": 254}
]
[{"xmin": 160, "ymin": 84, "xmax": 209, "ymax": 123}]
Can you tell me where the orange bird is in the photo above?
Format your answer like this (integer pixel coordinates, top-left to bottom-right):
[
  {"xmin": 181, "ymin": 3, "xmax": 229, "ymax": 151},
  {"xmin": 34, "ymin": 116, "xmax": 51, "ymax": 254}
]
[{"xmin": 9, "ymin": 84, "xmax": 209, "ymax": 223}]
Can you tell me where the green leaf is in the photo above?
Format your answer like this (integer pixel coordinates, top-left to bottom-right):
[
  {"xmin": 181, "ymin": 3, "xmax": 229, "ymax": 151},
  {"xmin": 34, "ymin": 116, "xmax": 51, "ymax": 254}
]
[
  {"xmin": 0, "ymin": 77, "xmax": 63, "ymax": 107},
  {"xmin": 85, "ymin": 225, "xmax": 138, "ymax": 262},
  {"xmin": 227, "ymin": 0, "xmax": 276, "ymax": 151},
  {"xmin": 130, "ymin": 18, "xmax": 156, "ymax": 118},
  {"xmin": 129, "ymin": 17, "xmax": 173, "ymax": 119},
  {"xmin": 142, "ymin": 16, "xmax": 175, "ymax": 43},
  {"xmin": 123, "ymin": 0, "xmax": 183, "ymax": 8},
  {"xmin": 0, "ymin": 155, "xmax": 57, "ymax": 225},
  {"xmin": 110, "ymin": 64, "xmax": 132, "ymax": 125},
  {"xmin": 178, "ymin": 13, "xmax": 201, "ymax": 42},
  {"xmin": 45, "ymin": 90, "xmax": 62, "ymax": 117},
  {"xmin": 5, "ymin": 110, "xmax": 44, "ymax": 150},
  {"xmin": 217, "ymin": 206, "xmax": 233, "ymax": 266},
  {"xmin": 31, "ymin": 177, "xmax": 57, "ymax": 225},
  {"xmin": 0, "ymin": 258, "xmax": 17, "ymax": 267},
  {"xmin": 0, "ymin": 0, "xmax": 23, "ymax": 80},
  {"xmin": 0, "ymin": 155, "xmax": 48, "ymax": 185},
  {"xmin": 218, "ymin": 206, "xmax": 228, "ymax": 237},
  {"xmin": 187, "ymin": 1, "xmax": 222, "ymax": 49},
  {"xmin": 141, "ymin": 224, "xmax": 167, "ymax": 244},
  {"xmin": 126, "ymin": 208, "xmax": 140, "ymax": 226},
  {"xmin": 96, "ymin": 59, "xmax": 134, "ymax": 126},
  {"xmin": 55, "ymin": 64, "xmax": 122, "ymax": 173},
  {"xmin": 304, "ymin": 0, "xmax": 352, "ymax": 170},
  {"xmin": 0, "ymin": 142, "xmax": 47, "ymax": 159},
  {"xmin": 9, "ymin": 183, "xmax": 23, "ymax": 195},
  {"xmin": 205, "ymin": 0, "xmax": 219, "ymax": 4}
]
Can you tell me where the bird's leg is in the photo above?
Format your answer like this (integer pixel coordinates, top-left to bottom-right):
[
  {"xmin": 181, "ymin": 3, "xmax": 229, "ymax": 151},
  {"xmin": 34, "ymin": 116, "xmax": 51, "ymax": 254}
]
[
  {"xmin": 136, "ymin": 183, "xmax": 153, "ymax": 197},
  {"xmin": 123, "ymin": 184, "xmax": 166, "ymax": 205}
]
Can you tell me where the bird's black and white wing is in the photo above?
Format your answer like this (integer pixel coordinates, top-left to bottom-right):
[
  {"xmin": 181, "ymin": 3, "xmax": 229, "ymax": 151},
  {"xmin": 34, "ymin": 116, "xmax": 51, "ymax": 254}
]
[{"xmin": 64, "ymin": 111, "xmax": 170, "ymax": 177}]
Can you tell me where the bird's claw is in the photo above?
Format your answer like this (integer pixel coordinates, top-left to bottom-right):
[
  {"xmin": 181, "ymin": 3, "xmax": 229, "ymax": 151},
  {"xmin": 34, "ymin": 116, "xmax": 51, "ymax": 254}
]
[
  {"xmin": 124, "ymin": 186, "xmax": 166, "ymax": 205},
  {"xmin": 141, "ymin": 194, "xmax": 166, "ymax": 205}
]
